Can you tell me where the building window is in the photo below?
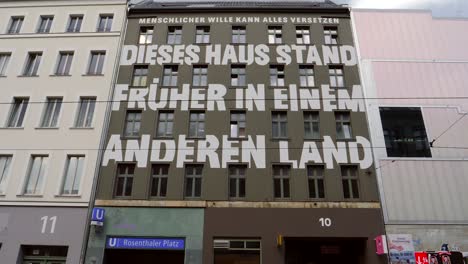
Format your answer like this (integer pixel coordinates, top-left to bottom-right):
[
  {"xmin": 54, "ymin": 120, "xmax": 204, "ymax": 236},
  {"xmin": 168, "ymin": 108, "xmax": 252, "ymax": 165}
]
[
  {"xmin": 55, "ymin": 51, "xmax": 74, "ymax": 75},
  {"xmin": 74, "ymin": 97, "xmax": 96, "ymax": 128},
  {"xmin": 66, "ymin": 15, "xmax": 83, "ymax": 33},
  {"xmin": 61, "ymin": 156, "xmax": 84, "ymax": 195},
  {"xmin": 307, "ymin": 165, "xmax": 324, "ymax": 199},
  {"xmin": 21, "ymin": 246, "xmax": 68, "ymax": 264},
  {"xmin": 157, "ymin": 111, "xmax": 174, "ymax": 137},
  {"xmin": 232, "ymin": 26, "xmax": 246, "ymax": 44},
  {"xmin": 185, "ymin": 164, "xmax": 202, "ymax": 198},
  {"xmin": 139, "ymin": 26, "xmax": 153, "ymax": 44},
  {"xmin": 114, "ymin": 164, "xmax": 135, "ymax": 197},
  {"xmin": 192, "ymin": 65, "xmax": 208, "ymax": 86},
  {"xmin": 150, "ymin": 164, "xmax": 168, "ymax": 197},
  {"xmin": 189, "ymin": 112, "xmax": 205, "ymax": 138},
  {"xmin": 0, "ymin": 156, "xmax": 12, "ymax": 194},
  {"xmin": 231, "ymin": 65, "xmax": 246, "ymax": 86},
  {"xmin": 0, "ymin": 53, "xmax": 11, "ymax": 76},
  {"xmin": 272, "ymin": 111, "xmax": 287, "ymax": 139},
  {"xmin": 87, "ymin": 51, "xmax": 105, "ymax": 75},
  {"xmin": 380, "ymin": 107, "xmax": 432, "ymax": 157},
  {"xmin": 230, "ymin": 111, "xmax": 246, "ymax": 138},
  {"xmin": 97, "ymin": 14, "xmax": 113, "ymax": 32},
  {"xmin": 341, "ymin": 165, "xmax": 359, "ymax": 199},
  {"xmin": 23, "ymin": 155, "xmax": 48, "ymax": 195},
  {"xmin": 324, "ymin": 26, "xmax": 338, "ymax": 45},
  {"xmin": 299, "ymin": 65, "xmax": 314, "ymax": 87},
  {"xmin": 270, "ymin": 65, "xmax": 285, "ymax": 87},
  {"xmin": 7, "ymin": 98, "xmax": 29, "ymax": 128},
  {"xmin": 23, "ymin": 52, "xmax": 42, "ymax": 76},
  {"xmin": 162, "ymin": 65, "xmax": 178, "ymax": 86},
  {"xmin": 131, "ymin": 65, "xmax": 148, "ymax": 86},
  {"xmin": 268, "ymin": 26, "xmax": 282, "ymax": 44},
  {"xmin": 296, "ymin": 26, "xmax": 311, "ymax": 44},
  {"xmin": 213, "ymin": 239, "xmax": 260, "ymax": 264},
  {"xmin": 304, "ymin": 112, "xmax": 320, "ymax": 139},
  {"xmin": 229, "ymin": 165, "xmax": 246, "ymax": 199},
  {"xmin": 40, "ymin": 98, "xmax": 62, "ymax": 128},
  {"xmin": 37, "ymin": 16, "xmax": 53, "ymax": 33},
  {"xmin": 195, "ymin": 26, "xmax": 210, "ymax": 44},
  {"xmin": 335, "ymin": 112, "xmax": 352, "ymax": 140},
  {"xmin": 329, "ymin": 66, "xmax": 344, "ymax": 87},
  {"xmin": 124, "ymin": 110, "xmax": 142, "ymax": 137},
  {"xmin": 167, "ymin": 26, "xmax": 182, "ymax": 44},
  {"xmin": 273, "ymin": 165, "xmax": 290, "ymax": 198},
  {"xmin": 7, "ymin": 16, "xmax": 24, "ymax": 34}
]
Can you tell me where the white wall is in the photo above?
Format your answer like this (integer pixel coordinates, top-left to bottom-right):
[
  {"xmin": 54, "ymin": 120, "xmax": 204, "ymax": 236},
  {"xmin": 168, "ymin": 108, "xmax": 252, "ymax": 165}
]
[
  {"xmin": 0, "ymin": 0, "xmax": 126, "ymax": 206},
  {"xmin": 353, "ymin": 10, "xmax": 468, "ymax": 223}
]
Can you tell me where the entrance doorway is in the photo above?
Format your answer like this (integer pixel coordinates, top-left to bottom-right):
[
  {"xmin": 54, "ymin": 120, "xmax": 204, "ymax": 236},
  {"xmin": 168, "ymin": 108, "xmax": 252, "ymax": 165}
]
[
  {"xmin": 104, "ymin": 249, "xmax": 184, "ymax": 264},
  {"xmin": 285, "ymin": 238, "xmax": 366, "ymax": 264}
]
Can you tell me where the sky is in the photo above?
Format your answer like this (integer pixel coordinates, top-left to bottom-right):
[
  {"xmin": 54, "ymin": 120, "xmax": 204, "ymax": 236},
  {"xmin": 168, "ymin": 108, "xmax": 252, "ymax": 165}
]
[{"xmin": 131, "ymin": 0, "xmax": 468, "ymax": 18}]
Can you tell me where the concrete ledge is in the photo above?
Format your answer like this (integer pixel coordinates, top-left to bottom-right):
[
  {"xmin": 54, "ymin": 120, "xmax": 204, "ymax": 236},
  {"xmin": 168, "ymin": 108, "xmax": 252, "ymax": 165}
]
[{"xmin": 95, "ymin": 199, "xmax": 381, "ymax": 209}]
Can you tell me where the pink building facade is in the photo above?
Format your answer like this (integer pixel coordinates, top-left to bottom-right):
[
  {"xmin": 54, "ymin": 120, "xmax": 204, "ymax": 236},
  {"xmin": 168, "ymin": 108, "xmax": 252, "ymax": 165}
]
[{"xmin": 353, "ymin": 9, "xmax": 468, "ymax": 254}]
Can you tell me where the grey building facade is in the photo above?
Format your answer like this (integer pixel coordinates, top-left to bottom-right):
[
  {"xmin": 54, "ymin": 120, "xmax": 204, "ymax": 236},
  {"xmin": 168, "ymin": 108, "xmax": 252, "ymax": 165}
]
[{"xmin": 86, "ymin": 1, "xmax": 387, "ymax": 264}]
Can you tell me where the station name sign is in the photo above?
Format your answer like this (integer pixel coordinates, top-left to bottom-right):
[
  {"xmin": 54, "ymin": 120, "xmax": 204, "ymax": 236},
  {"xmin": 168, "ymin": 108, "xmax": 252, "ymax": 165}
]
[{"xmin": 106, "ymin": 237, "xmax": 185, "ymax": 250}]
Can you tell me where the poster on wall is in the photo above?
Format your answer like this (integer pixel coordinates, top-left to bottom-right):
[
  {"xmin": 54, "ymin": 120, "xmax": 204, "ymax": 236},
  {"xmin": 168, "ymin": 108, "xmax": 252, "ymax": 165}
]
[{"xmin": 388, "ymin": 234, "xmax": 416, "ymax": 264}]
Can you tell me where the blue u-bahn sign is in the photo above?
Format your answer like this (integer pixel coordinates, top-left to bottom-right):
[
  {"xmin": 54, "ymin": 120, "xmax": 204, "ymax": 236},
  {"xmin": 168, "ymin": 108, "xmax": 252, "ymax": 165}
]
[{"xmin": 106, "ymin": 237, "xmax": 185, "ymax": 250}]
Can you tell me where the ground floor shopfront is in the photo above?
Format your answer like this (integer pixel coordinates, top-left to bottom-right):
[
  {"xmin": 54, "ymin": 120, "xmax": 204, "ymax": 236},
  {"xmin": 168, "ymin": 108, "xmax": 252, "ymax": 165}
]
[
  {"xmin": 204, "ymin": 206, "xmax": 387, "ymax": 264},
  {"xmin": 85, "ymin": 207, "xmax": 204, "ymax": 264},
  {"xmin": 85, "ymin": 205, "xmax": 387, "ymax": 264},
  {"xmin": 0, "ymin": 206, "xmax": 88, "ymax": 264},
  {"xmin": 386, "ymin": 224, "xmax": 468, "ymax": 255}
]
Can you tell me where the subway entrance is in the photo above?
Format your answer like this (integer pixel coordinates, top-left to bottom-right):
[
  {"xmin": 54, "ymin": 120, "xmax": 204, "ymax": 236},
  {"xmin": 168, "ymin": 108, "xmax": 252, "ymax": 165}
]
[
  {"xmin": 285, "ymin": 237, "xmax": 366, "ymax": 264},
  {"xmin": 104, "ymin": 248, "xmax": 184, "ymax": 264}
]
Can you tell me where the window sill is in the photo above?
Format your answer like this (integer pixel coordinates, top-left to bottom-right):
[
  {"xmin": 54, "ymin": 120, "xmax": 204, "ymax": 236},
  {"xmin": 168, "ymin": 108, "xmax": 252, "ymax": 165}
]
[
  {"xmin": 50, "ymin": 74, "xmax": 72, "ymax": 77},
  {"xmin": 35, "ymin": 127, "xmax": 59, "ymax": 130},
  {"xmin": 269, "ymin": 86, "xmax": 288, "ymax": 89},
  {"xmin": 0, "ymin": 127, "xmax": 24, "ymax": 129},
  {"xmin": 230, "ymin": 43, "xmax": 247, "ymax": 45},
  {"xmin": 194, "ymin": 43, "xmax": 211, "ymax": 45},
  {"xmin": 17, "ymin": 75, "xmax": 39, "ymax": 77},
  {"xmin": 154, "ymin": 136, "xmax": 174, "ymax": 140},
  {"xmin": 304, "ymin": 138, "xmax": 323, "ymax": 142},
  {"xmin": 0, "ymin": 75, "xmax": 7, "ymax": 78},
  {"xmin": 121, "ymin": 136, "xmax": 140, "ymax": 140},
  {"xmin": 229, "ymin": 85, "xmax": 248, "ymax": 89},
  {"xmin": 336, "ymin": 138, "xmax": 355, "ymax": 142},
  {"xmin": 55, "ymin": 194, "xmax": 81, "ymax": 198},
  {"xmin": 82, "ymin": 74, "xmax": 104, "ymax": 76},
  {"xmin": 70, "ymin": 126, "xmax": 94, "ymax": 130},
  {"xmin": 17, "ymin": 194, "xmax": 43, "ymax": 198},
  {"xmin": 228, "ymin": 137, "xmax": 248, "ymax": 141},
  {"xmin": 299, "ymin": 86, "xmax": 319, "ymax": 89},
  {"xmin": 271, "ymin": 137, "xmax": 290, "ymax": 141},
  {"xmin": 186, "ymin": 137, "xmax": 206, "ymax": 140}
]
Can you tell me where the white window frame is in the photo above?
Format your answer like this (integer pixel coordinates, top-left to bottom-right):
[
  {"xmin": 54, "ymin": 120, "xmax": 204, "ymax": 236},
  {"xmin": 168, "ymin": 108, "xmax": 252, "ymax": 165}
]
[
  {"xmin": 296, "ymin": 26, "xmax": 311, "ymax": 44},
  {"xmin": 37, "ymin": 15, "xmax": 54, "ymax": 33},
  {"xmin": 139, "ymin": 26, "xmax": 154, "ymax": 44},
  {"xmin": 335, "ymin": 112, "xmax": 353, "ymax": 140},
  {"xmin": 23, "ymin": 155, "xmax": 48, "ymax": 195},
  {"xmin": 192, "ymin": 65, "xmax": 208, "ymax": 86},
  {"xmin": 162, "ymin": 65, "xmax": 178, "ymax": 86},
  {"xmin": 230, "ymin": 111, "xmax": 246, "ymax": 139},
  {"xmin": 195, "ymin": 26, "xmax": 210, "ymax": 44},
  {"xmin": 231, "ymin": 65, "xmax": 246, "ymax": 86},
  {"xmin": 0, "ymin": 53, "xmax": 11, "ymax": 76},
  {"xmin": 66, "ymin": 15, "xmax": 83, "ymax": 33},
  {"xmin": 60, "ymin": 155, "xmax": 84, "ymax": 195},
  {"xmin": 23, "ymin": 52, "xmax": 42, "ymax": 76},
  {"xmin": 97, "ymin": 14, "xmax": 113, "ymax": 32},
  {"xmin": 87, "ymin": 51, "xmax": 106, "ymax": 75},
  {"xmin": 167, "ymin": 26, "xmax": 182, "ymax": 44},
  {"xmin": 0, "ymin": 156, "xmax": 12, "ymax": 195},
  {"xmin": 40, "ymin": 97, "xmax": 62, "ymax": 128},
  {"xmin": 7, "ymin": 97, "xmax": 29, "ymax": 128},
  {"xmin": 232, "ymin": 26, "xmax": 246, "ymax": 44},
  {"xmin": 55, "ymin": 51, "xmax": 74, "ymax": 76},
  {"xmin": 268, "ymin": 26, "xmax": 282, "ymax": 44},
  {"xmin": 7, "ymin": 16, "xmax": 24, "ymax": 34},
  {"xmin": 74, "ymin": 97, "xmax": 96, "ymax": 128}
]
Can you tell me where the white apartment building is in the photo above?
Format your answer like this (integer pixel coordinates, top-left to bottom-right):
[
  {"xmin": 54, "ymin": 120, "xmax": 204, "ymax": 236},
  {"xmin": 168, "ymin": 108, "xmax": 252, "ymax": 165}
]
[{"xmin": 0, "ymin": 0, "xmax": 126, "ymax": 263}]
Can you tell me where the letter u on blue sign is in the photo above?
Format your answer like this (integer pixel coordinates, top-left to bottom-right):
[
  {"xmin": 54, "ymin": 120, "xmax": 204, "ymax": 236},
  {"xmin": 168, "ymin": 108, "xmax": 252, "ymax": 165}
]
[{"xmin": 91, "ymin": 208, "xmax": 105, "ymax": 222}]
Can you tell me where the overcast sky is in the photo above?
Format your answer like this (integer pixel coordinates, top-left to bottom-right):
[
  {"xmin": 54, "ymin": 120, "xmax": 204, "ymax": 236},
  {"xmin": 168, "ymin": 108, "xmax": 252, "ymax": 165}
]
[{"xmin": 131, "ymin": 0, "xmax": 468, "ymax": 18}]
